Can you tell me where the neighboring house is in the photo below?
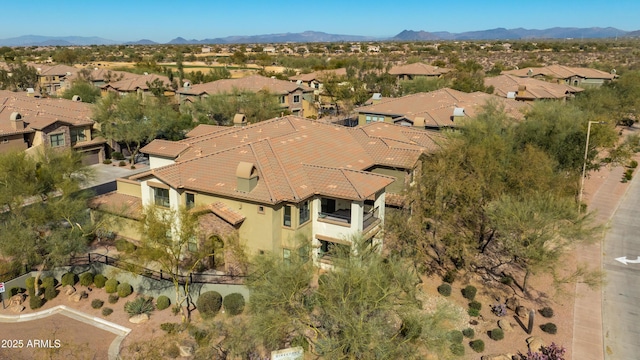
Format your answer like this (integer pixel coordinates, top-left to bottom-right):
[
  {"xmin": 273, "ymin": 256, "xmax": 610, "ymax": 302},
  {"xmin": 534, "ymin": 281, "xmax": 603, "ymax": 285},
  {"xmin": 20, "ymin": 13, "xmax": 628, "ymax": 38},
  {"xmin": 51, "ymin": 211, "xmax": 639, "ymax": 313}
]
[
  {"xmin": 176, "ymin": 75, "xmax": 317, "ymax": 118},
  {"xmin": 288, "ymin": 68, "xmax": 348, "ymax": 91},
  {"xmin": 0, "ymin": 90, "xmax": 107, "ymax": 164},
  {"xmin": 33, "ymin": 64, "xmax": 79, "ymax": 95},
  {"xmin": 79, "ymin": 68, "xmax": 132, "ymax": 88},
  {"xmin": 388, "ymin": 62, "xmax": 451, "ymax": 81},
  {"xmin": 485, "ymin": 74, "xmax": 583, "ymax": 102},
  {"xmin": 355, "ymin": 88, "xmax": 531, "ymax": 129},
  {"xmin": 91, "ymin": 116, "xmax": 442, "ymax": 268},
  {"xmin": 501, "ymin": 65, "xmax": 617, "ymax": 87},
  {"xmin": 101, "ymin": 73, "xmax": 174, "ymax": 98}
]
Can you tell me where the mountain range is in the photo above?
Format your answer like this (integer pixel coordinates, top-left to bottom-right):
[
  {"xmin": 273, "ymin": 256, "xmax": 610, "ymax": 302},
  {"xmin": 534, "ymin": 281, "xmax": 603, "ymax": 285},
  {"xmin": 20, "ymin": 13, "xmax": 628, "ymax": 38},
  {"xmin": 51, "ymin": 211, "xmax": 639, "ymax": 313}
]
[{"xmin": 0, "ymin": 27, "xmax": 637, "ymax": 46}]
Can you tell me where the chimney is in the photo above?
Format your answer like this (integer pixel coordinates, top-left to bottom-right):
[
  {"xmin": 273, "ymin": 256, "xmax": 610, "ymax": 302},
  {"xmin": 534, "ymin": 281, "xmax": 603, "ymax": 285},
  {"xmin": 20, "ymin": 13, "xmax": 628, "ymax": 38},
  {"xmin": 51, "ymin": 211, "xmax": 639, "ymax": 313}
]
[
  {"xmin": 452, "ymin": 107, "xmax": 465, "ymax": 122},
  {"xmin": 236, "ymin": 162, "xmax": 258, "ymax": 193},
  {"xmin": 517, "ymin": 85, "xmax": 527, "ymax": 97},
  {"xmin": 72, "ymin": 95, "xmax": 82, "ymax": 102},
  {"xmin": 10, "ymin": 112, "xmax": 23, "ymax": 131},
  {"xmin": 233, "ymin": 113, "xmax": 247, "ymax": 127}
]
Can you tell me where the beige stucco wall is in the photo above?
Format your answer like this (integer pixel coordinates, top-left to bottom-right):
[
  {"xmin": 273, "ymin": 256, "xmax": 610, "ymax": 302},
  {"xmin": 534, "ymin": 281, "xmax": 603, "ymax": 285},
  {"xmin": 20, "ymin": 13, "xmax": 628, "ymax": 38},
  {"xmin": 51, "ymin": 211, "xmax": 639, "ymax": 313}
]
[
  {"xmin": 0, "ymin": 134, "xmax": 28, "ymax": 152},
  {"xmin": 116, "ymin": 179, "xmax": 141, "ymax": 197},
  {"xmin": 357, "ymin": 113, "xmax": 391, "ymax": 126}
]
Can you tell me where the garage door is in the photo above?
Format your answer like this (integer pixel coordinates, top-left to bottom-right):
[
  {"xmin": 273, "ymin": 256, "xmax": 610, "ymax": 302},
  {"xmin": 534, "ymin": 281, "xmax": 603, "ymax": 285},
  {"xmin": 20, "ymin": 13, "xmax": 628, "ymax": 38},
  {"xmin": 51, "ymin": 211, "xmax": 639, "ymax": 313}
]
[{"xmin": 81, "ymin": 149, "xmax": 100, "ymax": 165}]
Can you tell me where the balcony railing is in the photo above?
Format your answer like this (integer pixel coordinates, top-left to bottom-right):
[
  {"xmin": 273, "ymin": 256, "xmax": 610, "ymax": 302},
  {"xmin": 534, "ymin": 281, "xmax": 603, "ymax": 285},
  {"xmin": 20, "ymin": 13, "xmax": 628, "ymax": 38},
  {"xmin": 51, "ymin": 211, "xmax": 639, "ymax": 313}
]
[{"xmin": 318, "ymin": 209, "xmax": 351, "ymax": 224}]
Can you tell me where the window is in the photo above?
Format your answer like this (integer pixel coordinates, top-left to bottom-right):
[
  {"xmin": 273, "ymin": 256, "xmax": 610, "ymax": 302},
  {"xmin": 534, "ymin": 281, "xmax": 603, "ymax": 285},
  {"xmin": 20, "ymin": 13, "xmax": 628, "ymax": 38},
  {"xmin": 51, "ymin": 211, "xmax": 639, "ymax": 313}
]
[
  {"xmin": 49, "ymin": 133, "xmax": 65, "ymax": 147},
  {"xmin": 258, "ymin": 205, "xmax": 265, "ymax": 214},
  {"xmin": 70, "ymin": 128, "xmax": 86, "ymax": 143},
  {"xmin": 188, "ymin": 236, "xmax": 198, "ymax": 252},
  {"xmin": 283, "ymin": 205, "xmax": 292, "ymax": 227},
  {"xmin": 278, "ymin": 95, "xmax": 286, "ymax": 104},
  {"xmin": 299, "ymin": 200, "xmax": 310, "ymax": 224},
  {"xmin": 154, "ymin": 187, "xmax": 170, "ymax": 207},
  {"xmin": 185, "ymin": 193, "xmax": 195, "ymax": 209},
  {"xmin": 365, "ymin": 115, "xmax": 384, "ymax": 124},
  {"xmin": 320, "ymin": 198, "xmax": 336, "ymax": 213},
  {"xmin": 283, "ymin": 248, "xmax": 291, "ymax": 265},
  {"xmin": 293, "ymin": 95, "xmax": 300, "ymax": 103}
]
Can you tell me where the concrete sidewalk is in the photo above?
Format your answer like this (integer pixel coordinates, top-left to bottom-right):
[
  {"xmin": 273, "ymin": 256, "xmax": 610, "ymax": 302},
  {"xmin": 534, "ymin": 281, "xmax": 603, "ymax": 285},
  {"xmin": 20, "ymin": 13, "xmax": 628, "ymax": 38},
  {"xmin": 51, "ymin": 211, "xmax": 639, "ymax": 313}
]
[{"xmin": 572, "ymin": 161, "xmax": 632, "ymax": 360}]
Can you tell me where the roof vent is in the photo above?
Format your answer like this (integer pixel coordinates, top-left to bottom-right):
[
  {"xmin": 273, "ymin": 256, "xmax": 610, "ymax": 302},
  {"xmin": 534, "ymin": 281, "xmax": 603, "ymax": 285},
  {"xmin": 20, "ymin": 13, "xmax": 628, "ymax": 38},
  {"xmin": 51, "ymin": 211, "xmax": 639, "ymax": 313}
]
[
  {"xmin": 296, "ymin": 80, "xmax": 302, "ymax": 85},
  {"xmin": 10, "ymin": 112, "xmax": 23, "ymax": 130},
  {"xmin": 233, "ymin": 114, "xmax": 247, "ymax": 127},
  {"xmin": 527, "ymin": 69, "xmax": 533, "ymax": 76},
  {"xmin": 72, "ymin": 95, "xmax": 82, "ymax": 102},
  {"xmin": 413, "ymin": 116, "xmax": 425, "ymax": 128},
  {"xmin": 372, "ymin": 93, "xmax": 382, "ymax": 100},
  {"xmin": 453, "ymin": 107, "xmax": 465, "ymax": 117},
  {"xmin": 144, "ymin": 72, "xmax": 149, "ymax": 75},
  {"xmin": 66, "ymin": 71, "xmax": 72, "ymax": 76},
  {"xmin": 506, "ymin": 91, "xmax": 516, "ymax": 99},
  {"xmin": 236, "ymin": 162, "xmax": 258, "ymax": 193},
  {"xmin": 183, "ymin": 81, "xmax": 191, "ymax": 88},
  {"xmin": 611, "ymin": 69, "xmax": 617, "ymax": 74}
]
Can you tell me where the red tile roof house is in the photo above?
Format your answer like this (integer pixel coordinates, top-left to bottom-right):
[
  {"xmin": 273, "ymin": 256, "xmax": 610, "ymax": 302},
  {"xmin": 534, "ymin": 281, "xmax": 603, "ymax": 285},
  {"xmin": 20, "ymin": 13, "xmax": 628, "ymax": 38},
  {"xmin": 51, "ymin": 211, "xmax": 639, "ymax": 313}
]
[
  {"xmin": 176, "ymin": 75, "xmax": 317, "ymax": 118},
  {"xmin": 0, "ymin": 90, "xmax": 107, "ymax": 164},
  {"xmin": 355, "ymin": 88, "xmax": 531, "ymax": 130},
  {"xmin": 501, "ymin": 65, "xmax": 617, "ymax": 88},
  {"xmin": 101, "ymin": 73, "xmax": 174, "ymax": 98},
  {"xmin": 485, "ymin": 74, "xmax": 584, "ymax": 102},
  {"xmin": 388, "ymin": 62, "xmax": 452, "ymax": 81},
  {"xmin": 32, "ymin": 64, "xmax": 79, "ymax": 95},
  {"xmin": 91, "ymin": 116, "xmax": 443, "ymax": 269}
]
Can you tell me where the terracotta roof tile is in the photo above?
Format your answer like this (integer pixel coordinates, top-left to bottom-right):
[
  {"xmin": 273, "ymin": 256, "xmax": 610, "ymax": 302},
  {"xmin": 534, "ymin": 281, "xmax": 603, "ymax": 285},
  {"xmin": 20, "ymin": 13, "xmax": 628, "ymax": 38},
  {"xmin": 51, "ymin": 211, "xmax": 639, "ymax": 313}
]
[
  {"xmin": 288, "ymin": 68, "xmax": 347, "ymax": 82},
  {"xmin": 177, "ymin": 74, "xmax": 313, "ymax": 96},
  {"xmin": 502, "ymin": 65, "xmax": 616, "ymax": 80},
  {"xmin": 141, "ymin": 140, "xmax": 190, "ymax": 158},
  {"xmin": 388, "ymin": 63, "xmax": 451, "ymax": 76},
  {"xmin": 102, "ymin": 73, "xmax": 171, "ymax": 92},
  {"xmin": 485, "ymin": 74, "xmax": 583, "ymax": 100},
  {"xmin": 88, "ymin": 192, "xmax": 142, "ymax": 220}
]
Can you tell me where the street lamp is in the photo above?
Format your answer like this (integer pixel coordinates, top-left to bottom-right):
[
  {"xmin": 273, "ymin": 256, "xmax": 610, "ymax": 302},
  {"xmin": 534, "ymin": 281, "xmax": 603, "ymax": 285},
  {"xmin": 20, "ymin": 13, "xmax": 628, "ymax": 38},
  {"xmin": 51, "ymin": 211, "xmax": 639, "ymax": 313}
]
[{"xmin": 578, "ymin": 121, "xmax": 606, "ymax": 212}]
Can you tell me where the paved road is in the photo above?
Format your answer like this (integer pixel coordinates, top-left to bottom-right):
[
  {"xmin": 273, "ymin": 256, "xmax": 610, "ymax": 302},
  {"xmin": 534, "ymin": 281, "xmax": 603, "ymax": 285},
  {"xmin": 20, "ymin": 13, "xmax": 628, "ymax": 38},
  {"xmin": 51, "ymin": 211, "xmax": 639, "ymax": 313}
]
[{"xmin": 603, "ymin": 174, "xmax": 640, "ymax": 360}]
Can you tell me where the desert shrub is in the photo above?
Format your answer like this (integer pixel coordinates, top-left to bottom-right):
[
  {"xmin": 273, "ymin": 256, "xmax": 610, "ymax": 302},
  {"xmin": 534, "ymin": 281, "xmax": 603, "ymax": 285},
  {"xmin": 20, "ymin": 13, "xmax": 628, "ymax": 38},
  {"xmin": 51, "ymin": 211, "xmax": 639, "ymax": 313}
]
[
  {"xmin": 9, "ymin": 287, "xmax": 25, "ymax": 296},
  {"xmin": 29, "ymin": 294, "xmax": 43, "ymax": 309},
  {"xmin": 540, "ymin": 323, "xmax": 558, "ymax": 334},
  {"xmin": 540, "ymin": 306, "xmax": 554, "ymax": 318},
  {"xmin": 450, "ymin": 343, "xmax": 465, "ymax": 356},
  {"xmin": 462, "ymin": 327, "xmax": 475, "ymax": 338},
  {"xmin": 469, "ymin": 301, "xmax": 482, "ymax": 311},
  {"xmin": 630, "ymin": 160, "xmax": 638, "ymax": 169},
  {"xmin": 172, "ymin": 305, "xmax": 181, "ymax": 315},
  {"xmin": 111, "ymin": 151, "xmax": 125, "ymax": 160},
  {"xmin": 91, "ymin": 299, "xmax": 104, "ymax": 309},
  {"xmin": 102, "ymin": 307, "xmax": 113, "ymax": 316},
  {"xmin": 44, "ymin": 283, "xmax": 57, "ymax": 301},
  {"xmin": 223, "ymin": 293, "xmax": 245, "ymax": 315},
  {"xmin": 25, "ymin": 277, "xmax": 39, "ymax": 291},
  {"xmin": 500, "ymin": 276, "xmax": 513, "ymax": 285},
  {"xmin": 462, "ymin": 285, "xmax": 477, "ymax": 300},
  {"xmin": 115, "ymin": 239, "xmax": 136, "ymax": 253},
  {"xmin": 124, "ymin": 296, "xmax": 155, "ymax": 317},
  {"xmin": 437, "ymin": 283, "xmax": 452, "ymax": 297},
  {"xmin": 491, "ymin": 303, "xmax": 507, "ymax": 317},
  {"xmin": 160, "ymin": 323, "xmax": 181, "ymax": 334},
  {"xmin": 79, "ymin": 272, "xmax": 94, "ymax": 287},
  {"xmin": 108, "ymin": 294, "xmax": 119, "ymax": 304},
  {"xmin": 468, "ymin": 308, "xmax": 480, "ymax": 317},
  {"xmin": 61, "ymin": 272, "xmax": 78, "ymax": 286},
  {"xmin": 41, "ymin": 276, "xmax": 56, "ymax": 289},
  {"xmin": 197, "ymin": 291, "xmax": 222, "ymax": 318},
  {"xmin": 447, "ymin": 330, "xmax": 464, "ymax": 344},
  {"xmin": 489, "ymin": 328, "xmax": 504, "ymax": 341},
  {"xmin": 94, "ymin": 274, "xmax": 107, "ymax": 288},
  {"xmin": 117, "ymin": 283, "xmax": 133, "ymax": 298},
  {"xmin": 470, "ymin": 339, "xmax": 485, "ymax": 353},
  {"xmin": 118, "ymin": 161, "xmax": 126, "ymax": 167},
  {"xmin": 624, "ymin": 169, "xmax": 634, "ymax": 180},
  {"xmin": 105, "ymin": 279, "xmax": 119, "ymax": 293},
  {"xmin": 188, "ymin": 326, "xmax": 209, "ymax": 344},
  {"xmin": 166, "ymin": 343, "xmax": 181, "ymax": 358},
  {"xmin": 156, "ymin": 295, "xmax": 171, "ymax": 310},
  {"xmin": 443, "ymin": 270, "xmax": 456, "ymax": 284},
  {"xmin": 400, "ymin": 317, "xmax": 423, "ymax": 341},
  {"xmin": 103, "ymin": 159, "xmax": 112, "ymax": 164}
]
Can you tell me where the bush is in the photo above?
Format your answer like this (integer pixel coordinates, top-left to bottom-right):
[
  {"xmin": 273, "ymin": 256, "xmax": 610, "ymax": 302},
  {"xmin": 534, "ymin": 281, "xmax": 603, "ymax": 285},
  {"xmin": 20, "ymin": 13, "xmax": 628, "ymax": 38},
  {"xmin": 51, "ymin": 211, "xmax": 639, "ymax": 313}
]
[
  {"xmin": 160, "ymin": 323, "xmax": 181, "ymax": 334},
  {"xmin": 437, "ymin": 283, "xmax": 452, "ymax": 297},
  {"xmin": 111, "ymin": 151, "xmax": 125, "ymax": 160},
  {"xmin": 124, "ymin": 296, "xmax": 155, "ymax": 317},
  {"xmin": 540, "ymin": 306, "xmax": 554, "ymax": 318},
  {"xmin": 400, "ymin": 317, "xmax": 422, "ymax": 341},
  {"xmin": 540, "ymin": 323, "xmax": 558, "ymax": 334},
  {"xmin": 61, "ymin": 272, "xmax": 78, "ymax": 287},
  {"xmin": 103, "ymin": 159, "xmax": 112, "ymax": 164},
  {"xmin": 443, "ymin": 270, "xmax": 456, "ymax": 284},
  {"xmin": 500, "ymin": 276, "xmax": 513, "ymax": 285},
  {"xmin": 119, "ymin": 161, "xmax": 126, "ymax": 167},
  {"xmin": 223, "ymin": 293, "xmax": 245, "ymax": 315},
  {"xmin": 29, "ymin": 294, "xmax": 43, "ymax": 309},
  {"xmin": 469, "ymin": 301, "xmax": 482, "ymax": 311},
  {"xmin": 105, "ymin": 279, "xmax": 119, "ymax": 294},
  {"xmin": 468, "ymin": 308, "xmax": 480, "ymax": 317},
  {"xmin": 9, "ymin": 287, "xmax": 25, "ymax": 297},
  {"xmin": 197, "ymin": 291, "xmax": 222, "ymax": 318},
  {"xmin": 108, "ymin": 294, "xmax": 119, "ymax": 304},
  {"xmin": 91, "ymin": 299, "xmax": 104, "ymax": 309},
  {"xmin": 447, "ymin": 330, "xmax": 464, "ymax": 344},
  {"xmin": 44, "ymin": 283, "xmax": 57, "ymax": 301},
  {"xmin": 115, "ymin": 239, "xmax": 137, "ymax": 253},
  {"xmin": 25, "ymin": 277, "xmax": 39, "ymax": 291},
  {"xmin": 117, "ymin": 283, "xmax": 133, "ymax": 298},
  {"xmin": 450, "ymin": 343, "xmax": 465, "ymax": 356},
  {"xmin": 102, "ymin": 307, "xmax": 113, "ymax": 316},
  {"xmin": 462, "ymin": 285, "xmax": 477, "ymax": 300},
  {"xmin": 624, "ymin": 169, "xmax": 634, "ymax": 180},
  {"xmin": 94, "ymin": 274, "xmax": 107, "ymax": 288},
  {"xmin": 79, "ymin": 272, "xmax": 94, "ymax": 287},
  {"xmin": 188, "ymin": 326, "xmax": 209, "ymax": 345},
  {"xmin": 41, "ymin": 276, "xmax": 56, "ymax": 289},
  {"xmin": 156, "ymin": 295, "xmax": 171, "ymax": 310},
  {"xmin": 489, "ymin": 328, "xmax": 504, "ymax": 341},
  {"xmin": 462, "ymin": 327, "xmax": 475, "ymax": 339},
  {"xmin": 470, "ymin": 339, "xmax": 485, "ymax": 353},
  {"xmin": 166, "ymin": 343, "xmax": 181, "ymax": 358},
  {"xmin": 630, "ymin": 160, "xmax": 638, "ymax": 169}
]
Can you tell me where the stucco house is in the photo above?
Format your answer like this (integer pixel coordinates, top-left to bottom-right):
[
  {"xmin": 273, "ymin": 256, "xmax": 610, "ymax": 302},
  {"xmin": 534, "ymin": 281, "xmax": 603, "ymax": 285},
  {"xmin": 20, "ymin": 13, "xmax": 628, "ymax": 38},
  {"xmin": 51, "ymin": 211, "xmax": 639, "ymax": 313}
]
[
  {"xmin": 501, "ymin": 65, "xmax": 617, "ymax": 88},
  {"xmin": 485, "ymin": 74, "xmax": 583, "ymax": 102}
]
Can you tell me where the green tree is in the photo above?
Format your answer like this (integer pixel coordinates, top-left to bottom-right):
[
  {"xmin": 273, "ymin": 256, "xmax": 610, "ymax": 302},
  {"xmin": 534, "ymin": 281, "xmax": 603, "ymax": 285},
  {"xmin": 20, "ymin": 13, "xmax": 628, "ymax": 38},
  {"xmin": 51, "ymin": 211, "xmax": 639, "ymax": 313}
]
[
  {"xmin": 400, "ymin": 77, "xmax": 450, "ymax": 95},
  {"xmin": 450, "ymin": 59, "xmax": 490, "ymax": 93},
  {"xmin": 185, "ymin": 89, "xmax": 284, "ymax": 125},
  {"xmin": 61, "ymin": 80, "xmax": 101, "ymax": 103},
  {"xmin": 0, "ymin": 62, "xmax": 38, "ymax": 91}
]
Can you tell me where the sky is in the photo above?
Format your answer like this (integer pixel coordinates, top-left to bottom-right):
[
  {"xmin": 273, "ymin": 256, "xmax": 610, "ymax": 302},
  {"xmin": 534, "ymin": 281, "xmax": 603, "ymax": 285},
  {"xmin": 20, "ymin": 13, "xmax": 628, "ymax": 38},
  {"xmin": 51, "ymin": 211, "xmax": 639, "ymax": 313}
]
[{"xmin": 2, "ymin": 1, "xmax": 639, "ymax": 43}]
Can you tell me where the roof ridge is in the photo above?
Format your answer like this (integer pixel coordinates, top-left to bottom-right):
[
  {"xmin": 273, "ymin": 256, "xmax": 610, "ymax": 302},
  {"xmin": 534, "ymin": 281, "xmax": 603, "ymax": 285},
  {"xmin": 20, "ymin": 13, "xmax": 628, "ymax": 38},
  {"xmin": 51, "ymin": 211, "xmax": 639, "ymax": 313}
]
[
  {"xmin": 340, "ymin": 168, "xmax": 363, "ymax": 199},
  {"xmin": 264, "ymin": 137, "xmax": 300, "ymax": 200},
  {"xmin": 248, "ymin": 140, "xmax": 276, "ymax": 203}
]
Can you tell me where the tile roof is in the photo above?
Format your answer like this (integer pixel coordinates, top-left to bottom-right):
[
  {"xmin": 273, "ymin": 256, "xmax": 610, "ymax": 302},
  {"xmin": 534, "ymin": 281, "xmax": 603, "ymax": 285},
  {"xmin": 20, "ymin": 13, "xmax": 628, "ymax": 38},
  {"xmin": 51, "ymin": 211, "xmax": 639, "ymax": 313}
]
[
  {"xmin": 35, "ymin": 64, "xmax": 78, "ymax": 77},
  {"xmin": 102, "ymin": 73, "xmax": 172, "ymax": 92},
  {"xmin": 88, "ymin": 192, "xmax": 143, "ymax": 220},
  {"xmin": 177, "ymin": 75, "xmax": 314, "ymax": 96},
  {"xmin": 0, "ymin": 90, "xmax": 94, "ymax": 134},
  {"xmin": 502, "ymin": 65, "xmax": 617, "ymax": 80},
  {"xmin": 141, "ymin": 116, "xmax": 436, "ymax": 204},
  {"xmin": 140, "ymin": 140, "xmax": 190, "ymax": 158},
  {"xmin": 485, "ymin": 74, "xmax": 583, "ymax": 100},
  {"xmin": 185, "ymin": 124, "xmax": 229, "ymax": 138},
  {"xmin": 388, "ymin": 63, "xmax": 451, "ymax": 76},
  {"xmin": 288, "ymin": 68, "xmax": 348, "ymax": 82},
  {"xmin": 355, "ymin": 88, "xmax": 530, "ymax": 128},
  {"xmin": 205, "ymin": 202, "xmax": 246, "ymax": 225}
]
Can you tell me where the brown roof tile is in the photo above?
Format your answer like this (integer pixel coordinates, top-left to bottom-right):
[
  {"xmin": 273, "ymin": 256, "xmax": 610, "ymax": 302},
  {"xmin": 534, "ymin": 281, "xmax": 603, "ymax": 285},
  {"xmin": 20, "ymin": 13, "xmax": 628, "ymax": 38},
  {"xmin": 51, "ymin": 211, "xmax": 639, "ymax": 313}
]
[
  {"xmin": 177, "ymin": 74, "xmax": 313, "ymax": 96},
  {"xmin": 102, "ymin": 73, "xmax": 171, "ymax": 92},
  {"xmin": 389, "ymin": 63, "xmax": 451, "ymax": 76},
  {"xmin": 141, "ymin": 140, "xmax": 190, "ymax": 158},
  {"xmin": 88, "ymin": 192, "xmax": 142, "ymax": 220},
  {"xmin": 485, "ymin": 74, "xmax": 583, "ymax": 100},
  {"xmin": 206, "ymin": 202, "xmax": 246, "ymax": 225},
  {"xmin": 502, "ymin": 65, "xmax": 616, "ymax": 80}
]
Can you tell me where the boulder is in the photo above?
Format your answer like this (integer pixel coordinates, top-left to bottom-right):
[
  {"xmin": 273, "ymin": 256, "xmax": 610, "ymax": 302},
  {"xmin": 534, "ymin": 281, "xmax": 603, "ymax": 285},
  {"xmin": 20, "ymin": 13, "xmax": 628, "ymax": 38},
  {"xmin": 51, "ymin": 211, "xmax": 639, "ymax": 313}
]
[
  {"xmin": 129, "ymin": 314, "xmax": 149, "ymax": 324},
  {"xmin": 516, "ymin": 306, "xmax": 529, "ymax": 318},
  {"xmin": 498, "ymin": 319, "xmax": 513, "ymax": 332},
  {"xmin": 505, "ymin": 296, "xmax": 519, "ymax": 311},
  {"xmin": 9, "ymin": 304, "xmax": 25, "ymax": 313},
  {"xmin": 178, "ymin": 344, "xmax": 193, "ymax": 357},
  {"xmin": 63, "ymin": 285, "xmax": 76, "ymax": 296},
  {"xmin": 9, "ymin": 294, "xmax": 25, "ymax": 306},
  {"xmin": 69, "ymin": 293, "xmax": 83, "ymax": 302},
  {"xmin": 526, "ymin": 336, "xmax": 545, "ymax": 352}
]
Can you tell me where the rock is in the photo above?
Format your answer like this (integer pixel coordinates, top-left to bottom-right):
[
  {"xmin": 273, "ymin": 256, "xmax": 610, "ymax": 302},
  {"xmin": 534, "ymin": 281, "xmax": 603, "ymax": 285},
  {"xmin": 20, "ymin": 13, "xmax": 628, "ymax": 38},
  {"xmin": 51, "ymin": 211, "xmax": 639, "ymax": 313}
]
[
  {"xmin": 498, "ymin": 319, "xmax": 513, "ymax": 332},
  {"xmin": 9, "ymin": 304, "xmax": 25, "ymax": 313},
  {"xmin": 527, "ymin": 336, "xmax": 545, "ymax": 352},
  {"xmin": 63, "ymin": 285, "xmax": 76, "ymax": 296},
  {"xmin": 9, "ymin": 294, "xmax": 25, "ymax": 306},
  {"xmin": 129, "ymin": 314, "xmax": 149, "ymax": 324},
  {"xmin": 178, "ymin": 345, "xmax": 193, "ymax": 357},
  {"xmin": 69, "ymin": 293, "xmax": 83, "ymax": 302},
  {"xmin": 516, "ymin": 306, "xmax": 529, "ymax": 318},
  {"xmin": 505, "ymin": 296, "xmax": 519, "ymax": 311}
]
